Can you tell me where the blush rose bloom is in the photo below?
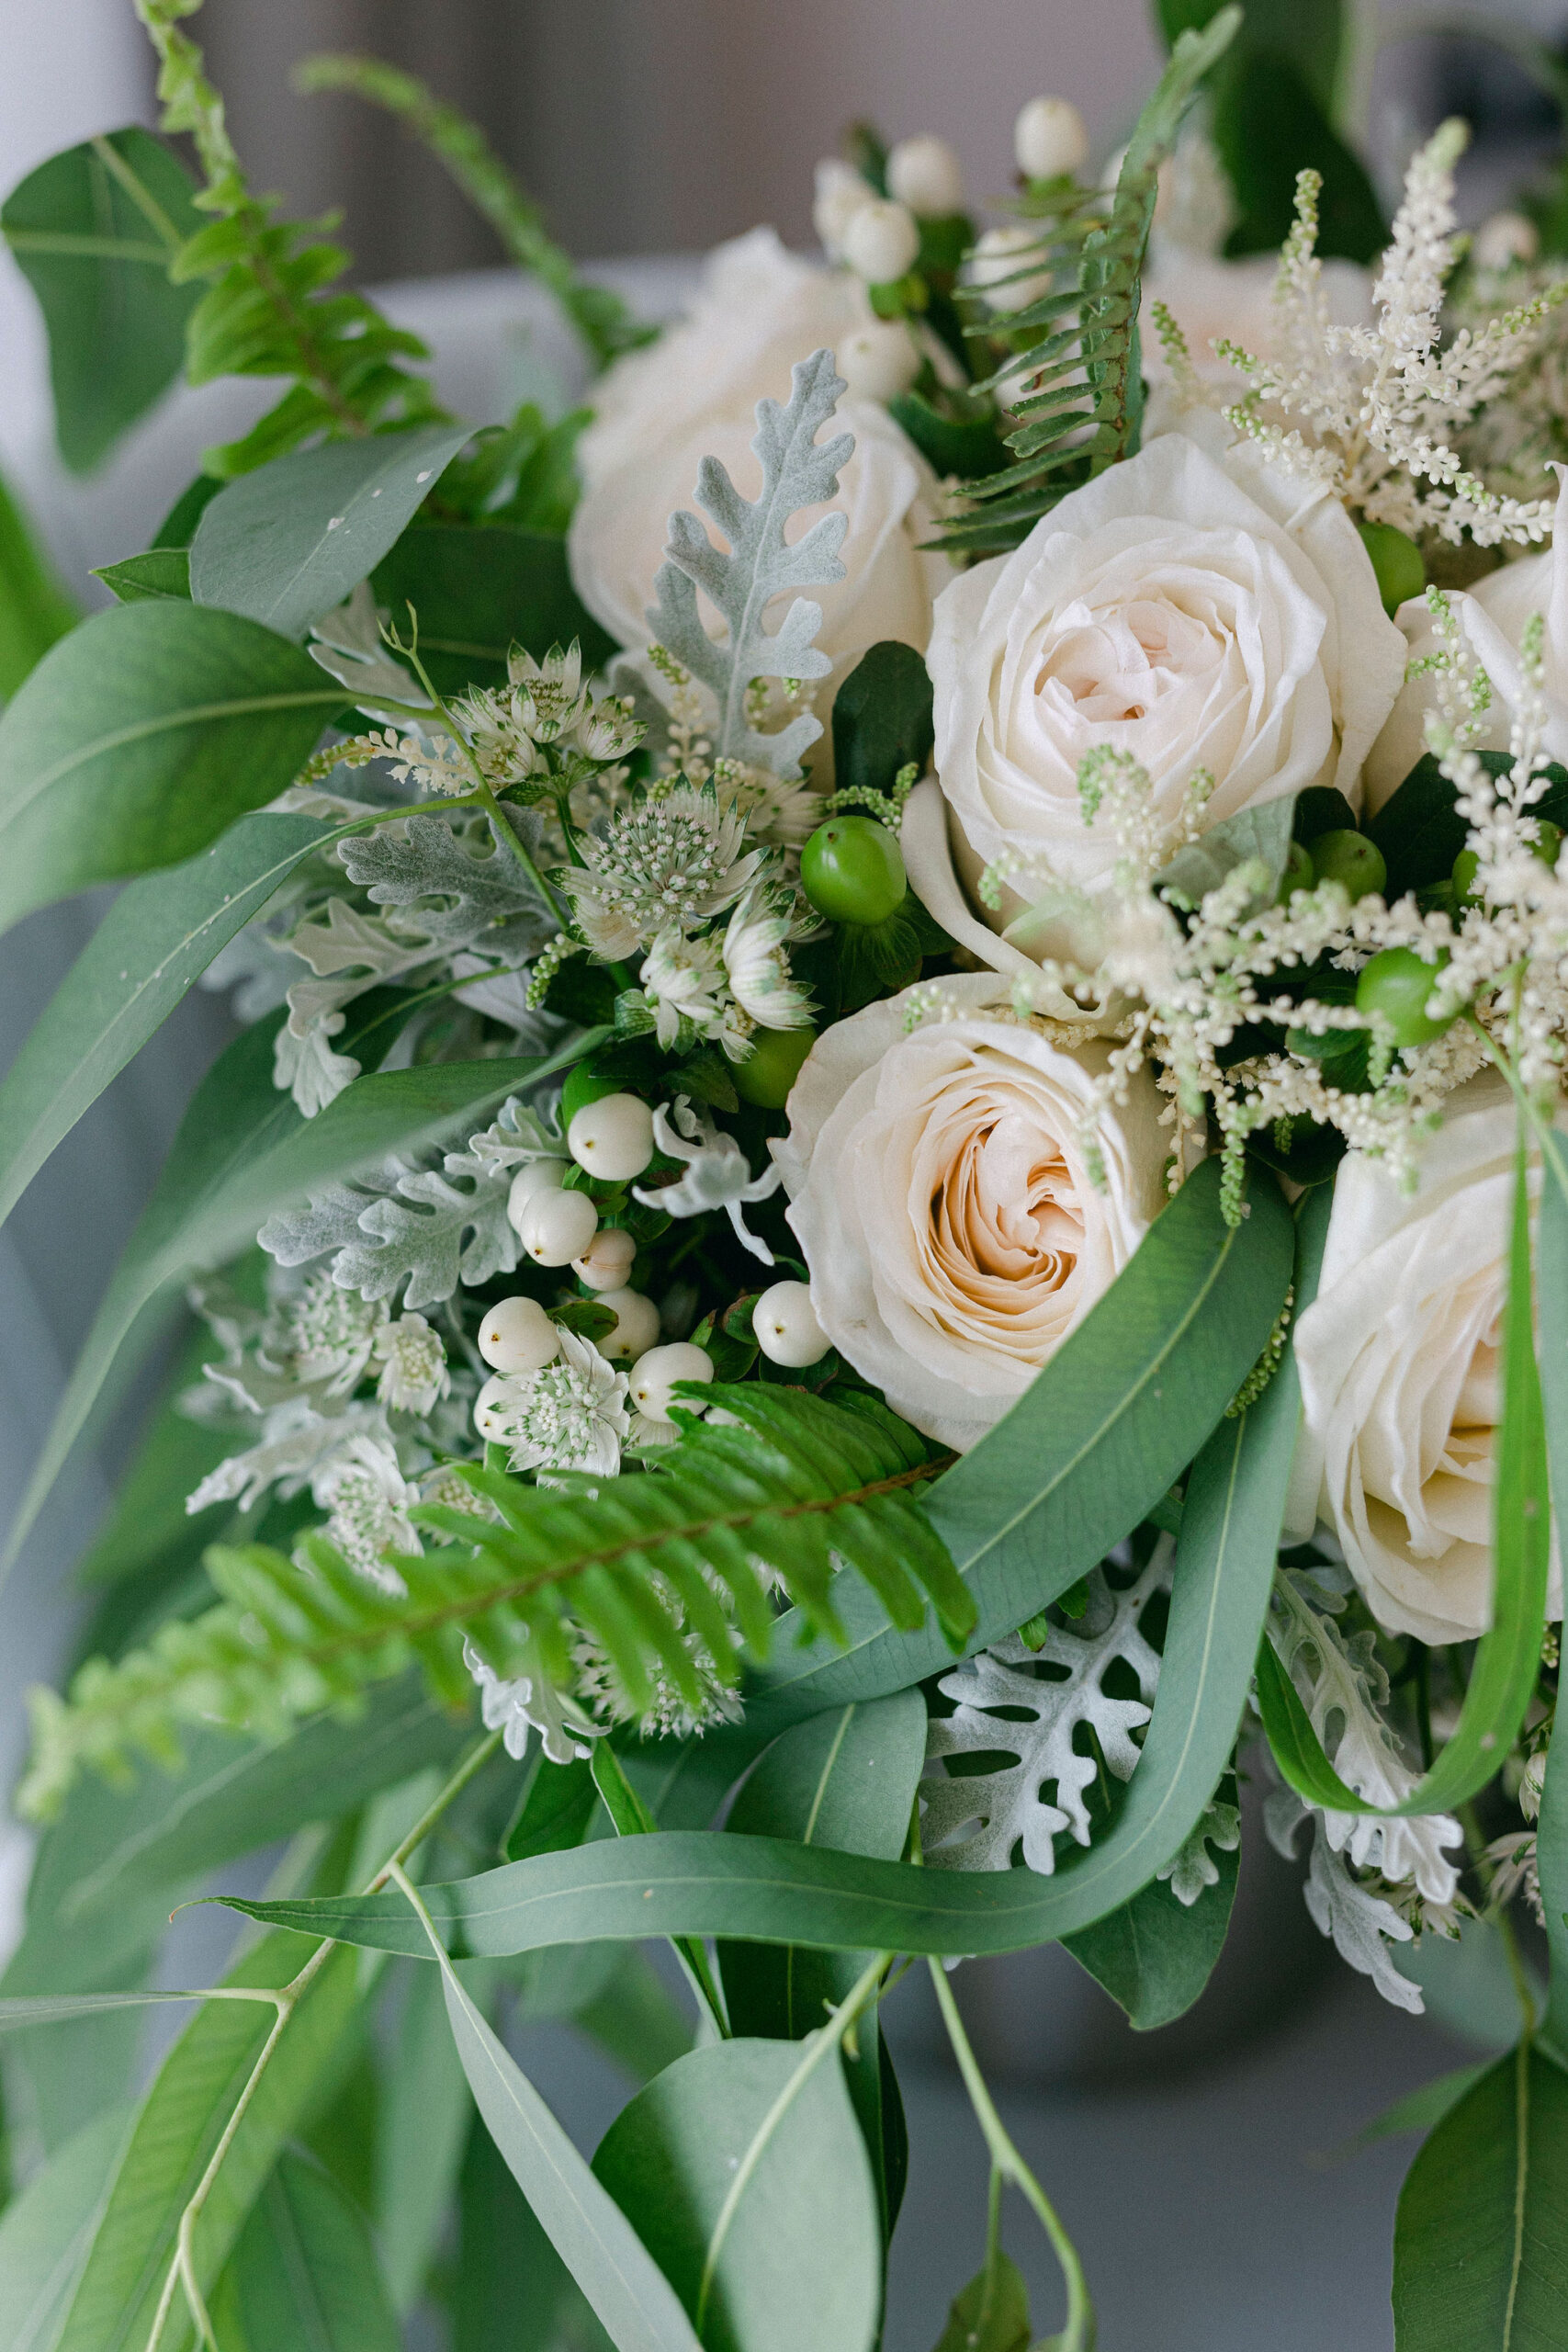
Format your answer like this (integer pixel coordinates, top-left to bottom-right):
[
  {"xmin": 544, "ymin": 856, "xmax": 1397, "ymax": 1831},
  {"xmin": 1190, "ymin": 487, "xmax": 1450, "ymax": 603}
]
[
  {"xmin": 1290, "ymin": 1076, "xmax": 1562, "ymax": 1643},
  {"xmin": 772, "ymin": 976, "xmax": 1168, "ymax": 1451},
  {"xmin": 925, "ymin": 422, "xmax": 1406, "ymax": 892},
  {"xmin": 567, "ymin": 227, "xmax": 952, "ymax": 756}
]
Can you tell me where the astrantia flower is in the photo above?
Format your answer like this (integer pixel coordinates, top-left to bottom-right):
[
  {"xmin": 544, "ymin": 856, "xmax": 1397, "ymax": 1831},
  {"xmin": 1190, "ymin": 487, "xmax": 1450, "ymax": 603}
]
[
  {"xmin": 639, "ymin": 925, "xmax": 742, "ymax": 1052},
  {"xmin": 563, "ymin": 784, "xmax": 763, "ymax": 960},
  {"xmin": 483, "ymin": 1328, "xmax": 630, "ymax": 1477},
  {"xmin": 462, "ymin": 1636, "xmax": 601, "ymax": 1764},
  {"xmin": 573, "ymin": 1597, "xmax": 745, "ymax": 1742},
  {"xmin": 721, "ymin": 888, "xmax": 813, "ymax": 1031},
  {"xmin": 279, "ymin": 1272, "xmax": 387, "ymax": 1395},
  {"xmin": 373, "ymin": 1314, "xmax": 450, "ymax": 1415},
  {"xmin": 572, "ymin": 694, "xmax": 644, "ymax": 763},
  {"xmin": 632, "ymin": 1096, "xmax": 783, "ymax": 1263},
  {"xmin": 511, "ymin": 642, "xmax": 588, "ymax": 742},
  {"xmin": 310, "ymin": 1434, "xmax": 422, "ymax": 1591}
]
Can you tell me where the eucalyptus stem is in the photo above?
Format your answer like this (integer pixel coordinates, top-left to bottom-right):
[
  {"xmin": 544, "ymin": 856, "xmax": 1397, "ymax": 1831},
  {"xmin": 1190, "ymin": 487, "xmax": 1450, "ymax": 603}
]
[{"xmin": 927, "ymin": 1958, "xmax": 1096, "ymax": 2352}]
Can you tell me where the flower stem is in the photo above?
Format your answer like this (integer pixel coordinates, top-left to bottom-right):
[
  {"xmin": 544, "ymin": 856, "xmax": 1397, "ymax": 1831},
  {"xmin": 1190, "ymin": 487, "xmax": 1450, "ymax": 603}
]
[{"xmin": 927, "ymin": 1957, "xmax": 1096, "ymax": 2352}]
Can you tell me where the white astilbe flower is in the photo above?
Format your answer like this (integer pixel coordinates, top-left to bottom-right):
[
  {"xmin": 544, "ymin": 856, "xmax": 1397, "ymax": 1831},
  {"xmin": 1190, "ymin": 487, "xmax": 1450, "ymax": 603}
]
[
  {"xmin": 721, "ymin": 888, "xmax": 813, "ymax": 1031},
  {"xmin": 1269, "ymin": 1570, "xmax": 1463, "ymax": 1914},
  {"xmin": 1207, "ymin": 130, "xmax": 1568, "ymax": 547},
  {"xmin": 562, "ymin": 782, "xmax": 765, "ymax": 960},
  {"xmin": 463, "ymin": 1637, "xmax": 602, "ymax": 1765},
  {"xmin": 310, "ymin": 1433, "xmax": 423, "ymax": 1592},
  {"xmin": 633, "ymin": 1095, "xmax": 783, "ymax": 1264},
  {"xmin": 1156, "ymin": 1796, "xmax": 1243, "ymax": 1906},
  {"xmin": 921, "ymin": 1548, "xmax": 1168, "ymax": 1875},
  {"xmin": 483, "ymin": 1328, "xmax": 631, "ymax": 1478},
  {"xmin": 373, "ymin": 1314, "xmax": 450, "ymax": 1415}
]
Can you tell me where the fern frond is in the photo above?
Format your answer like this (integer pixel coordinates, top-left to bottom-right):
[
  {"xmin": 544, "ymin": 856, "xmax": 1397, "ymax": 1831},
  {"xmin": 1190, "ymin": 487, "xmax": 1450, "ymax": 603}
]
[
  {"xmin": 940, "ymin": 6, "xmax": 1242, "ymax": 556},
  {"xmin": 133, "ymin": 0, "xmax": 442, "ymax": 476},
  {"xmin": 18, "ymin": 1385, "xmax": 971, "ymax": 1821},
  {"xmin": 295, "ymin": 54, "xmax": 656, "ymax": 373}
]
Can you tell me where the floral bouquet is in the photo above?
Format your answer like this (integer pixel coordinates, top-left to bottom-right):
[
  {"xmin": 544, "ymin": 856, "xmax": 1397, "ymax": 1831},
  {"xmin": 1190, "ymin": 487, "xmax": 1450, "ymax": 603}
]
[{"xmin": 5, "ymin": 0, "xmax": 1568, "ymax": 2343}]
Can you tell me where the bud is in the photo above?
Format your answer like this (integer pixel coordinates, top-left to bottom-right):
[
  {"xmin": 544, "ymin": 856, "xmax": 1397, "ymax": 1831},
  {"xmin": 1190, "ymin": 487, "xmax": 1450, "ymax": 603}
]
[
  {"xmin": 886, "ymin": 133, "xmax": 964, "ymax": 219},
  {"xmin": 1014, "ymin": 95, "xmax": 1089, "ymax": 183}
]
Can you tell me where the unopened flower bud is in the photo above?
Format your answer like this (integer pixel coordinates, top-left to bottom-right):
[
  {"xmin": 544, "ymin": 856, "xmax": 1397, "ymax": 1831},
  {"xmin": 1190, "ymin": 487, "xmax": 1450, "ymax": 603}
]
[
  {"xmin": 886, "ymin": 133, "xmax": 964, "ymax": 218},
  {"xmin": 515, "ymin": 1187, "xmax": 598, "ymax": 1267},
  {"xmin": 574, "ymin": 1227, "xmax": 637, "ymax": 1291},
  {"xmin": 478, "ymin": 1295, "xmax": 559, "ymax": 1375},
  {"xmin": 1014, "ymin": 95, "xmax": 1089, "ymax": 183},
  {"xmin": 842, "ymin": 198, "xmax": 921, "ymax": 286}
]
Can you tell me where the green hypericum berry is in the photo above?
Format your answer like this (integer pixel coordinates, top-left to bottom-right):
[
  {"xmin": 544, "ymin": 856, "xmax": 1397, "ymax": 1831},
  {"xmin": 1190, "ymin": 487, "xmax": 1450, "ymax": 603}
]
[
  {"xmin": 1357, "ymin": 521, "xmax": 1426, "ymax": 617},
  {"xmin": 559, "ymin": 1061, "xmax": 626, "ymax": 1127},
  {"xmin": 732, "ymin": 1024, "xmax": 817, "ymax": 1108},
  {"xmin": 1452, "ymin": 820, "xmax": 1561, "ymax": 907},
  {"xmin": 1534, "ymin": 818, "xmax": 1562, "ymax": 867},
  {"xmin": 1309, "ymin": 829, "xmax": 1387, "ymax": 903},
  {"xmin": 1355, "ymin": 946, "xmax": 1456, "ymax": 1046},
  {"xmin": 800, "ymin": 815, "xmax": 908, "ymax": 926},
  {"xmin": 1277, "ymin": 842, "xmax": 1314, "ymax": 904}
]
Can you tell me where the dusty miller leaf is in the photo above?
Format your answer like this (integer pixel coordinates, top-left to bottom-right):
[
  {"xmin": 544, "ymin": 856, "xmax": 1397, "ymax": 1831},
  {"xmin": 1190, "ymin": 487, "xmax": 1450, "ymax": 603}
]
[
  {"xmin": 1268, "ymin": 1798, "xmax": 1425, "ymax": 2013},
  {"xmin": 646, "ymin": 346, "xmax": 851, "ymax": 779},
  {"xmin": 1156, "ymin": 1794, "xmax": 1242, "ymax": 1906},
  {"xmin": 338, "ymin": 812, "xmax": 552, "ymax": 959},
  {"xmin": 921, "ymin": 1548, "xmax": 1167, "ymax": 1874}
]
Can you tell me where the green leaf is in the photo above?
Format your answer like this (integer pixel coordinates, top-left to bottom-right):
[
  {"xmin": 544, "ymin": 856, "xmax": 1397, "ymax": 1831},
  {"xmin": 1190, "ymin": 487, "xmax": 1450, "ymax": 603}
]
[
  {"xmin": 1393, "ymin": 2044, "xmax": 1568, "ymax": 2349},
  {"xmin": 0, "ymin": 462, "xmax": 77, "ymax": 698},
  {"xmin": 592, "ymin": 2038, "xmax": 881, "ymax": 2352},
  {"xmin": 50, "ymin": 1937, "xmax": 358, "ymax": 2352},
  {"xmin": 1061, "ymin": 1831, "xmax": 1239, "ymax": 2030},
  {"xmin": 931, "ymin": 2248, "xmax": 1032, "ymax": 2352},
  {"xmin": 1, "ymin": 129, "xmax": 201, "ymax": 472},
  {"xmin": 0, "ymin": 601, "xmax": 346, "ymax": 935},
  {"xmin": 1533, "ymin": 1118, "xmax": 1568, "ymax": 2053},
  {"xmin": 1156, "ymin": 0, "xmax": 1343, "ymax": 115},
  {"xmin": 747, "ymin": 1157, "xmax": 1293, "ymax": 1731},
  {"xmin": 0, "ymin": 1992, "xmax": 230, "ymax": 2035},
  {"xmin": 371, "ymin": 522, "xmax": 615, "ymax": 695},
  {"xmin": 395, "ymin": 1877, "xmax": 704, "ymax": 2352},
  {"xmin": 504, "ymin": 1752, "xmax": 602, "ymax": 1862},
  {"xmin": 0, "ymin": 2106, "xmax": 131, "ymax": 2351},
  {"xmin": 886, "ymin": 390, "xmax": 1009, "ymax": 482},
  {"xmin": 0, "ymin": 810, "xmax": 341, "ymax": 1227},
  {"xmin": 1352, "ymin": 2064, "xmax": 1490, "ymax": 2149},
  {"xmin": 1399, "ymin": 1917, "xmax": 1545, "ymax": 2054},
  {"xmin": 1363, "ymin": 752, "xmax": 1568, "ymax": 900},
  {"xmin": 5, "ymin": 1025, "xmax": 600, "ymax": 1590},
  {"xmin": 1257, "ymin": 1136, "xmax": 1550, "ymax": 1819},
  {"xmin": 829, "ymin": 641, "xmax": 935, "ymax": 805},
  {"xmin": 1215, "ymin": 51, "xmax": 1386, "ymax": 264},
  {"xmin": 209, "ymin": 2149, "xmax": 400, "ymax": 2351},
  {"xmin": 189, "ymin": 424, "xmax": 472, "ymax": 641},
  {"xmin": 454, "ymin": 2112, "xmax": 614, "ymax": 2352},
  {"xmin": 93, "ymin": 548, "xmax": 191, "ymax": 604},
  {"xmin": 573, "ymin": 1951, "xmax": 695, "ymax": 2087},
  {"xmin": 1156, "ymin": 797, "xmax": 1296, "ymax": 907}
]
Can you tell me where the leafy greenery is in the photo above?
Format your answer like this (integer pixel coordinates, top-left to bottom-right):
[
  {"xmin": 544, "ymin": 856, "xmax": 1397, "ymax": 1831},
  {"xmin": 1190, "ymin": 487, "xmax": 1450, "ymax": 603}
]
[
  {"xmin": 0, "ymin": 464, "xmax": 77, "ymax": 699},
  {"xmin": 941, "ymin": 6, "xmax": 1241, "ymax": 555},
  {"xmin": 370, "ymin": 521, "xmax": 615, "ymax": 695},
  {"xmin": 20, "ymin": 1386, "xmax": 968, "ymax": 1816}
]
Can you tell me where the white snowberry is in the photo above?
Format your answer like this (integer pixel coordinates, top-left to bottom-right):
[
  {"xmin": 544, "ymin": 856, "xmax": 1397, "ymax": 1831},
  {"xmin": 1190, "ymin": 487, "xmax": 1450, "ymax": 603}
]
[
  {"xmin": 628, "ymin": 1341, "xmax": 715, "ymax": 1425},
  {"xmin": 568, "ymin": 1092, "xmax": 655, "ymax": 1182},
  {"xmin": 474, "ymin": 1373, "xmax": 512, "ymax": 1441},
  {"xmin": 573, "ymin": 1226, "xmax": 637, "ymax": 1291},
  {"xmin": 752, "ymin": 1281, "xmax": 829, "ymax": 1369},
  {"xmin": 886, "ymin": 134, "xmax": 964, "ymax": 218},
  {"xmin": 506, "ymin": 1158, "xmax": 567, "ymax": 1236},
  {"xmin": 968, "ymin": 223, "xmax": 1055, "ymax": 313},
  {"xmin": 842, "ymin": 198, "xmax": 920, "ymax": 285},
  {"xmin": 1014, "ymin": 96, "xmax": 1089, "ymax": 183},
  {"xmin": 839, "ymin": 322, "xmax": 921, "ymax": 403},
  {"xmin": 1472, "ymin": 210, "xmax": 1539, "ymax": 271},
  {"xmin": 597, "ymin": 1287, "xmax": 661, "ymax": 1362},
  {"xmin": 515, "ymin": 1186, "xmax": 599, "ymax": 1267},
  {"xmin": 478, "ymin": 1295, "xmax": 559, "ymax": 1375}
]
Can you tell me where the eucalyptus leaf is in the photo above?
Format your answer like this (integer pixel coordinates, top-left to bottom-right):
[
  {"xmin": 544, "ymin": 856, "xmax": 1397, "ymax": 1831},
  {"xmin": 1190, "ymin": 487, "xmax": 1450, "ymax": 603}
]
[
  {"xmin": 0, "ymin": 601, "xmax": 346, "ymax": 936},
  {"xmin": 0, "ymin": 2106, "xmax": 130, "ymax": 2352},
  {"xmin": 931, "ymin": 2248, "xmax": 1032, "ymax": 2352},
  {"xmin": 93, "ymin": 548, "xmax": 191, "ymax": 604},
  {"xmin": 0, "ymin": 462, "xmax": 77, "ymax": 698},
  {"xmin": 1215, "ymin": 49, "xmax": 1386, "ymax": 262},
  {"xmin": 371, "ymin": 522, "xmax": 615, "ymax": 695},
  {"xmin": 3, "ymin": 1023, "xmax": 603, "ymax": 1576},
  {"xmin": 592, "ymin": 2038, "xmax": 881, "ymax": 2352},
  {"xmin": 455, "ymin": 2114, "xmax": 614, "ymax": 2352},
  {"xmin": 1350, "ymin": 2064, "xmax": 1490, "ymax": 2148},
  {"xmin": 209, "ymin": 2149, "xmax": 400, "ymax": 2352},
  {"xmin": 0, "ymin": 809, "xmax": 342, "ymax": 1228},
  {"xmin": 1393, "ymin": 2045, "xmax": 1568, "ymax": 2349},
  {"xmin": 189, "ymin": 424, "xmax": 472, "ymax": 640},
  {"xmin": 1, "ymin": 129, "xmax": 201, "ymax": 472},
  {"xmin": 1062, "ymin": 1838, "xmax": 1239, "ymax": 2031}
]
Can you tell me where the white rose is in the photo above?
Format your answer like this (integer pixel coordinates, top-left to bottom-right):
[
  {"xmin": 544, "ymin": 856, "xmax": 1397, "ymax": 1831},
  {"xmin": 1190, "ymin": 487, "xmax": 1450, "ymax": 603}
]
[
  {"xmin": 568, "ymin": 228, "xmax": 953, "ymax": 771},
  {"xmin": 1291, "ymin": 1075, "xmax": 1562, "ymax": 1643},
  {"xmin": 1364, "ymin": 464, "xmax": 1568, "ymax": 811},
  {"xmin": 773, "ymin": 975, "xmax": 1168, "ymax": 1450},
  {"xmin": 926, "ymin": 424, "xmax": 1406, "ymax": 893}
]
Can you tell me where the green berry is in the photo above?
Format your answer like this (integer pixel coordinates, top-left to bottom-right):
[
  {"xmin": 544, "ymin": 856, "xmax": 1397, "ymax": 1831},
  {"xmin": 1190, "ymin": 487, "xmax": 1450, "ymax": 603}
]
[
  {"xmin": 1355, "ymin": 946, "xmax": 1457, "ymax": 1047},
  {"xmin": 732, "ymin": 1024, "xmax": 817, "ymax": 1109},
  {"xmin": 1451, "ymin": 847, "xmax": 1481, "ymax": 906},
  {"xmin": 560, "ymin": 1061, "xmax": 626, "ymax": 1127},
  {"xmin": 800, "ymin": 816, "xmax": 908, "ymax": 927},
  {"xmin": 1357, "ymin": 521, "xmax": 1426, "ymax": 618},
  {"xmin": 1534, "ymin": 819, "xmax": 1562, "ymax": 868},
  {"xmin": 1309, "ymin": 829, "xmax": 1386, "ymax": 903},
  {"xmin": 1277, "ymin": 842, "xmax": 1313, "ymax": 905}
]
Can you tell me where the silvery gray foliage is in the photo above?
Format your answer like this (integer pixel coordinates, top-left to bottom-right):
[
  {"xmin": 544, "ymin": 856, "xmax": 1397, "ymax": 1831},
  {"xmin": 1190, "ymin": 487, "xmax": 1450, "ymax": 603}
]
[
  {"xmin": 646, "ymin": 345, "xmax": 852, "ymax": 779},
  {"xmin": 338, "ymin": 811, "xmax": 553, "ymax": 960},
  {"xmin": 1156, "ymin": 1794, "xmax": 1243, "ymax": 1906},
  {"xmin": 922, "ymin": 1550, "xmax": 1168, "ymax": 1876},
  {"xmin": 1266, "ymin": 1792, "xmax": 1424, "ymax": 2013},
  {"xmin": 259, "ymin": 1108, "xmax": 538, "ymax": 1309}
]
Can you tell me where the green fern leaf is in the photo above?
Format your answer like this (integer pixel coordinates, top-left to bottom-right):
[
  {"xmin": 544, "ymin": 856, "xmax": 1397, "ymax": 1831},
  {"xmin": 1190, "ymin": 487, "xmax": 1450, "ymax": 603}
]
[
  {"xmin": 941, "ymin": 5, "xmax": 1242, "ymax": 556},
  {"xmin": 18, "ymin": 1385, "xmax": 970, "ymax": 1820}
]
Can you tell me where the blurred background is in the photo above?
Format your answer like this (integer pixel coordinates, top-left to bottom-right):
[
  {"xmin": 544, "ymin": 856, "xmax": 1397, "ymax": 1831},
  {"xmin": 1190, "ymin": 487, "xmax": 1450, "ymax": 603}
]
[{"xmin": 2, "ymin": 3, "xmax": 1566, "ymax": 2346}]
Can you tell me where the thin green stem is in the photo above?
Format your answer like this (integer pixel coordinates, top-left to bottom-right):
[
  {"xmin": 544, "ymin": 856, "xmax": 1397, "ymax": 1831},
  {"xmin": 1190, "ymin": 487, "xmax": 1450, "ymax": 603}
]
[{"xmin": 927, "ymin": 1957, "xmax": 1096, "ymax": 2352}]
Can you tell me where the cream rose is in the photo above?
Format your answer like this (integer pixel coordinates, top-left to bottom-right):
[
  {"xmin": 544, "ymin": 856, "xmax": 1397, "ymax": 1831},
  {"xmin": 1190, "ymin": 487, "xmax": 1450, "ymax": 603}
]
[
  {"xmin": 773, "ymin": 976, "xmax": 1167, "ymax": 1450},
  {"xmin": 1364, "ymin": 465, "xmax": 1568, "ymax": 811},
  {"xmin": 926, "ymin": 424, "xmax": 1406, "ymax": 893},
  {"xmin": 568, "ymin": 227, "xmax": 952, "ymax": 763},
  {"xmin": 1291, "ymin": 1076, "xmax": 1562, "ymax": 1643}
]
